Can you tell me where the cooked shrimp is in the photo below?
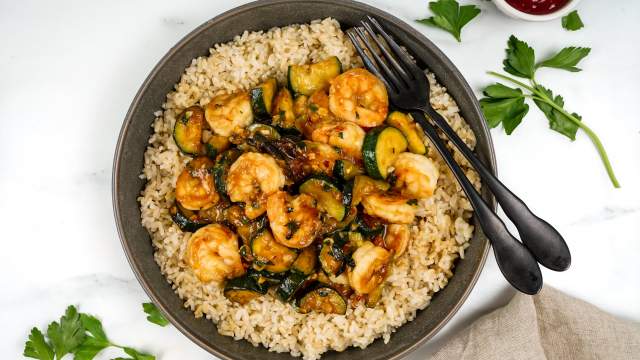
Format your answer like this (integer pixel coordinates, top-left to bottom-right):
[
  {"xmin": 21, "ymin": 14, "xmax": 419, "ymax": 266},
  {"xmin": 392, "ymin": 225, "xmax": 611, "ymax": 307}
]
[
  {"xmin": 176, "ymin": 156, "xmax": 219, "ymax": 210},
  {"xmin": 392, "ymin": 153, "xmax": 439, "ymax": 199},
  {"xmin": 348, "ymin": 241, "xmax": 391, "ymax": 294},
  {"xmin": 186, "ymin": 224, "xmax": 245, "ymax": 283},
  {"xmin": 310, "ymin": 120, "xmax": 365, "ymax": 159},
  {"xmin": 226, "ymin": 152, "xmax": 285, "ymax": 219},
  {"xmin": 329, "ymin": 68, "xmax": 389, "ymax": 127},
  {"xmin": 266, "ymin": 191, "xmax": 322, "ymax": 248},
  {"xmin": 384, "ymin": 224, "xmax": 411, "ymax": 258},
  {"xmin": 361, "ymin": 193, "xmax": 416, "ymax": 224},
  {"xmin": 297, "ymin": 89, "xmax": 335, "ymax": 137},
  {"xmin": 205, "ymin": 92, "xmax": 253, "ymax": 137}
]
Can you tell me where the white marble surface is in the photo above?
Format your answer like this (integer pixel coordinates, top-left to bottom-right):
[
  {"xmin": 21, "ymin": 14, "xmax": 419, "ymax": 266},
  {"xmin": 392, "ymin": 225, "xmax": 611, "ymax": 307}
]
[{"xmin": 1, "ymin": 0, "xmax": 639, "ymax": 358}]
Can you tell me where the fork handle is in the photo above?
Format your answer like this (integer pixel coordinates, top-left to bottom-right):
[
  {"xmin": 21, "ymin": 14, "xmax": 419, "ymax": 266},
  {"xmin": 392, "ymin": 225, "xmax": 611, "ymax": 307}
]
[
  {"xmin": 419, "ymin": 106, "xmax": 571, "ymax": 271},
  {"xmin": 411, "ymin": 111, "xmax": 542, "ymax": 295}
]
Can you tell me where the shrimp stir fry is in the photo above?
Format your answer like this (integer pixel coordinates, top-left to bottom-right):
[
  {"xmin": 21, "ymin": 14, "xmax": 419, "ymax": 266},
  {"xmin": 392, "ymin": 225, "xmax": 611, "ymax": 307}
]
[
  {"xmin": 168, "ymin": 58, "xmax": 458, "ymax": 313},
  {"xmin": 329, "ymin": 68, "xmax": 389, "ymax": 127},
  {"xmin": 266, "ymin": 191, "xmax": 322, "ymax": 248},
  {"xmin": 186, "ymin": 224, "xmax": 245, "ymax": 283},
  {"xmin": 226, "ymin": 152, "xmax": 285, "ymax": 219}
]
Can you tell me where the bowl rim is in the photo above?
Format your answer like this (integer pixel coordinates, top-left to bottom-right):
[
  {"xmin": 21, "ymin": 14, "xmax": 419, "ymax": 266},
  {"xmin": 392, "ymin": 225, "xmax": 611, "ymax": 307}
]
[
  {"xmin": 112, "ymin": 0, "xmax": 495, "ymax": 359},
  {"xmin": 493, "ymin": 0, "xmax": 582, "ymax": 21}
]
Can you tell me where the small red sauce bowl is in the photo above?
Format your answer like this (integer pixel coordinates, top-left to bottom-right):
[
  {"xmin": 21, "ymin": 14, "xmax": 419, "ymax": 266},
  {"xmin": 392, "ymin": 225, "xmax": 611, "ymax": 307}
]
[{"xmin": 494, "ymin": 0, "xmax": 580, "ymax": 21}]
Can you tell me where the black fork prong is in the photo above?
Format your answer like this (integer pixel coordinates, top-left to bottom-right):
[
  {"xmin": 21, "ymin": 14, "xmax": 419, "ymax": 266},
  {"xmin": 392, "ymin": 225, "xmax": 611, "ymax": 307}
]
[
  {"xmin": 360, "ymin": 20, "xmax": 412, "ymax": 86},
  {"xmin": 353, "ymin": 26, "xmax": 405, "ymax": 92},
  {"xmin": 366, "ymin": 16, "xmax": 424, "ymax": 79},
  {"xmin": 346, "ymin": 29, "xmax": 393, "ymax": 91}
]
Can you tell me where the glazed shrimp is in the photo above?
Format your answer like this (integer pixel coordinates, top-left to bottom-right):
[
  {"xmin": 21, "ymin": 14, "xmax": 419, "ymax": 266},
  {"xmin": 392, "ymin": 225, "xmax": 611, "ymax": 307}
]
[
  {"xmin": 329, "ymin": 68, "xmax": 389, "ymax": 127},
  {"xmin": 392, "ymin": 153, "xmax": 439, "ymax": 199},
  {"xmin": 266, "ymin": 191, "xmax": 322, "ymax": 248},
  {"xmin": 175, "ymin": 156, "xmax": 219, "ymax": 210},
  {"xmin": 300, "ymin": 140, "xmax": 341, "ymax": 175},
  {"xmin": 361, "ymin": 193, "xmax": 416, "ymax": 224},
  {"xmin": 384, "ymin": 224, "xmax": 411, "ymax": 258},
  {"xmin": 310, "ymin": 120, "xmax": 365, "ymax": 159},
  {"xmin": 348, "ymin": 241, "xmax": 391, "ymax": 294},
  {"xmin": 226, "ymin": 152, "xmax": 285, "ymax": 219},
  {"xmin": 186, "ymin": 224, "xmax": 245, "ymax": 283},
  {"xmin": 205, "ymin": 92, "xmax": 253, "ymax": 137}
]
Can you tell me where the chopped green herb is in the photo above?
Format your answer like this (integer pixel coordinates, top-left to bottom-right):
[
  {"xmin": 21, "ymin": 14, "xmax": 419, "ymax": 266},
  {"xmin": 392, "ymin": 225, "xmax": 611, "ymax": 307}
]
[
  {"xmin": 562, "ymin": 10, "xmax": 584, "ymax": 31},
  {"xmin": 338, "ymin": 131, "xmax": 344, "ymax": 139},
  {"xmin": 308, "ymin": 103, "xmax": 319, "ymax": 112},
  {"xmin": 142, "ymin": 303, "xmax": 169, "ymax": 327},
  {"xmin": 416, "ymin": 0, "xmax": 480, "ymax": 42},
  {"xmin": 481, "ymin": 35, "xmax": 619, "ymax": 188},
  {"xmin": 23, "ymin": 328, "xmax": 54, "ymax": 360},
  {"xmin": 406, "ymin": 199, "xmax": 419, "ymax": 206}
]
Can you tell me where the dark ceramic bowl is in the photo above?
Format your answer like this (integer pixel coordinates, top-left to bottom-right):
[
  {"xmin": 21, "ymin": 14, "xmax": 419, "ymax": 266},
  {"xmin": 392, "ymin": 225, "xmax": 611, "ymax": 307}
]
[{"xmin": 113, "ymin": 0, "xmax": 496, "ymax": 359}]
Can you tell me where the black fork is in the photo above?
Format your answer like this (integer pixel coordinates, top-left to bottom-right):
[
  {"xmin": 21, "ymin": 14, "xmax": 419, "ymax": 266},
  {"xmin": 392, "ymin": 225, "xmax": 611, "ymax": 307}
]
[{"xmin": 348, "ymin": 17, "xmax": 569, "ymax": 294}]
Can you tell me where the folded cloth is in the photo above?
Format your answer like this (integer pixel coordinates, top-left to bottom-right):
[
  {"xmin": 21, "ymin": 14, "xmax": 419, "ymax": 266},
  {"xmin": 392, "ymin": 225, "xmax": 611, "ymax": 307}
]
[{"xmin": 432, "ymin": 286, "xmax": 640, "ymax": 360}]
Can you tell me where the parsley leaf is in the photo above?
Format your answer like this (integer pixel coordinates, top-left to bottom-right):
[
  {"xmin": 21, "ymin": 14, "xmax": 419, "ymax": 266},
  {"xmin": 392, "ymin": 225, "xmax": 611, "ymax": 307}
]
[
  {"xmin": 479, "ymin": 83, "xmax": 529, "ymax": 134},
  {"xmin": 47, "ymin": 305, "xmax": 86, "ymax": 359},
  {"xmin": 142, "ymin": 303, "xmax": 169, "ymax": 327},
  {"xmin": 416, "ymin": 0, "xmax": 481, "ymax": 42},
  {"xmin": 503, "ymin": 35, "xmax": 536, "ymax": 79},
  {"xmin": 536, "ymin": 47, "xmax": 591, "ymax": 72},
  {"xmin": 533, "ymin": 85, "xmax": 581, "ymax": 140},
  {"xmin": 23, "ymin": 328, "xmax": 54, "ymax": 360},
  {"xmin": 114, "ymin": 347, "xmax": 156, "ymax": 360},
  {"xmin": 74, "ymin": 314, "xmax": 111, "ymax": 360},
  {"xmin": 562, "ymin": 10, "xmax": 584, "ymax": 31}
]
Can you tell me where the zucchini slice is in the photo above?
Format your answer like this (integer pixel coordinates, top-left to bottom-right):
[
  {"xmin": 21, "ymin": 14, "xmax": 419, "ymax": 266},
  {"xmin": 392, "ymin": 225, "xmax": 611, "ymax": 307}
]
[
  {"xmin": 319, "ymin": 238, "xmax": 344, "ymax": 276},
  {"xmin": 204, "ymin": 134, "xmax": 230, "ymax": 159},
  {"xmin": 247, "ymin": 123, "xmax": 281, "ymax": 141},
  {"xmin": 362, "ymin": 126, "xmax": 408, "ymax": 179},
  {"xmin": 224, "ymin": 275, "xmax": 269, "ymax": 305},
  {"xmin": 173, "ymin": 106, "xmax": 205, "ymax": 155},
  {"xmin": 169, "ymin": 202, "xmax": 211, "ymax": 232},
  {"xmin": 386, "ymin": 111, "xmax": 426, "ymax": 155},
  {"xmin": 299, "ymin": 175, "xmax": 346, "ymax": 221},
  {"xmin": 355, "ymin": 214, "xmax": 386, "ymax": 239},
  {"xmin": 247, "ymin": 269, "xmax": 286, "ymax": 287},
  {"xmin": 272, "ymin": 88, "xmax": 295, "ymax": 128},
  {"xmin": 288, "ymin": 56, "xmax": 342, "ymax": 96},
  {"xmin": 291, "ymin": 246, "xmax": 317, "ymax": 276},
  {"xmin": 297, "ymin": 287, "xmax": 347, "ymax": 315},
  {"xmin": 213, "ymin": 148, "xmax": 241, "ymax": 196},
  {"xmin": 250, "ymin": 78, "xmax": 277, "ymax": 119},
  {"xmin": 250, "ymin": 229, "xmax": 298, "ymax": 273},
  {"xmin": 351, "ymin": 175, "xmax": 390, "ymax": 207},
  {"xmin": 275, "ymin": 271, "xmax": 308, "ymax": 302},
  {"xmin": 365, "ymin": 284, "xmax": 384, "ymax": 308},
  {"xmin": 333, "ymin": 160, "xmax": 364, "ymax": 181}
]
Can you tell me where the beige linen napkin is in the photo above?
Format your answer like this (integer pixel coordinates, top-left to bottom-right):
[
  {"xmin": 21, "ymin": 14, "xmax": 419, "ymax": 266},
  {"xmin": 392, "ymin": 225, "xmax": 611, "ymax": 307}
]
[{"xmin": 432, "ymin": 286, "xmax": 640, "ymax": 360}]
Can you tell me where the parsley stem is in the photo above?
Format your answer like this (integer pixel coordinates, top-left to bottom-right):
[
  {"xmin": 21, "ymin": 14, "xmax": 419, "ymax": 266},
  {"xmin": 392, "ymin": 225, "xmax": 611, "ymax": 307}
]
[
  {"xmin": 531, "ymin": 95, "xmax": 620, "ymax": 188},
  {"xmin": 488, "ymin": 71, "xmax": 620, "ymax": 188},
  {"xmin": 486, "ymin": 71, "xmax": 536, "ymax": 92}
]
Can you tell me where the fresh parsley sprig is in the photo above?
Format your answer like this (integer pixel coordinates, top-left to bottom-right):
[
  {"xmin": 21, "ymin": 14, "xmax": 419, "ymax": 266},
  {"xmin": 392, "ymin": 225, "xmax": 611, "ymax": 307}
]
[
  {"xmin": 416, "ymin": 0, "xmax": 481, "ymax": 42},
  {"xmin": 143, "ymin": 303, "xmax": 169, "ymax": 327},
  {"xmin": 480, "ymin": 35, "xmax": 620, "ymax": 188},
  {"xmin": 24, "ymin": 305, "xmax": 156, "ymax": 360},
  {"xmin": 562, "ymin": 10, "xmax": 584, "ymax": 31}
]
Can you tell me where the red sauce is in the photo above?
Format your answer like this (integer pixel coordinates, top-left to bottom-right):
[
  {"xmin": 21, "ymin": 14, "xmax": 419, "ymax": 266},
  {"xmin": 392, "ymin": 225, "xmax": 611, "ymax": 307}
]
[{"xmin": 505, "ymin": 0, "xmax": 570, "ymax": 15}]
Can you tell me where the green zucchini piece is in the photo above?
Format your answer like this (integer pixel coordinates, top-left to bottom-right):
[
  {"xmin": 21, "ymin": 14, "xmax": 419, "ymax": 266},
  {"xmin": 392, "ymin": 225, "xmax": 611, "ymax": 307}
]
[
  {"xmin": 386, "ymin": 111, "xmax": 426, "ymax": 155},
  {"xmin": 362, "ymin": 126, "xmax": 408, "ymax": 179},
  {"xmin": 250, "ymin": 229, "xmax": 298, "ymax": 273},
  {"xmin": 333, "ymin": 160, "xmax": 364, "ymax": 181},
  {"xmin": 247, "ymin": 123, "xmax": 281, "ymax": 141},
  {"xmin": 319, "ymin": 238, "xmax": 344, "ymax": 276},
  {"xmin": 297, "ymin": 287, "xmax": 347, "ymax": 315},
  {"xmin": 234, "ymin": 214, "xmax": 268, "ymax": 245},
  {"xmin": 213, "ymin": 148, "xmax": 241, "ymax": 196},
  {"xmin": 355, "ymin": 214, "xmax": 385, "ymax": 238},
  {"xmin": 247, "ymin": 269, "xmax": 286, "ymax": 287},
  {"xmin": 169, "ymin": 202, "xmax": 211, "ymax": 232},
  {"xmin": 224, "ymin": 275, "xmax": 269, "ymax": 305},
  {"xmin": 288, "ymin": 56, "xmax": 342, "ymax": 96},
  {"xmin": 204, "ymin": 134, "xmax": 230, "ymax": 159},
  {"xmin": 291, "ymin": 246, "xmax": 317, "ymax": 276},
  {"xmin": 272, "ymin": 88, "xmax": 295, "ymax": 128},
  {"xmin": 365, "ymin": 284, "xmax": 384, "ymax": 308},
  {"xmin": 250, "ymin": 78, "xmax": 277, "ymax": 119},
  {"xmin": 342, "ymin": 179, "xmax": 354, "ymax": 208},
  {"xmin": 351, "ymin": 175, "xmax": 391, "ymax": 206},
  {"xmin": 173, "ymin": 106, "xmax": 205, "ymax": 155},
  {"xmin": 299, "ymin": 175, "xmax": 345, "ymax": 221},
  {"xmin": 276, "ymin": 271, "xmax": 308, "ymax": 302}
]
